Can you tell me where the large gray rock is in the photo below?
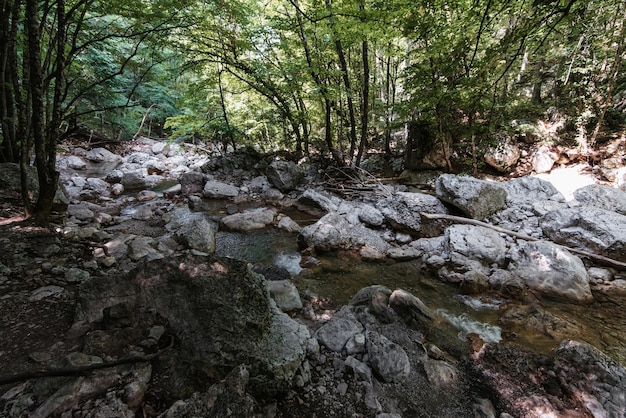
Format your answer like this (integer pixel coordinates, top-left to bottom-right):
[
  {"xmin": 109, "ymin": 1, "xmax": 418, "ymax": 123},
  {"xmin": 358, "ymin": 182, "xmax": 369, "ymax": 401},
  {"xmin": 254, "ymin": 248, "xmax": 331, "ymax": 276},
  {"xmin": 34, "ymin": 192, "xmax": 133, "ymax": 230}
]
[
  {"xmin": 314, "ymin": 307, "xmax": 364, "ymax": 352},
  {"xmin": 508, "ymin": 241, "xmax": 593, "ymax": 302},
  {"xmin": 298, "ymin": 212, "xmax": 389, "ymax": 253},
  {"xmin": 175, "ymin": 213, "xmax": 217, "ymax": 254},
  {"xmin": 444, "ymin": 224, "xmax": 507, "ymax": 272},
  {"xmin": 573, "ymin": 184, "xmax": 626, "ymax": 215},
  {"xmin": 85, "ymin": 147, "xmax": 122, "ymax": 163},
  {"xmin": 121, "ymin": 168, "xmax": 164, "ymax": 190},
  {"xmin": 295, "ymin": 189, "xmax": 341, "ymax": 214},
  {"xmin": 76, "ymin": 254, "xmax": 309, "ymax": 398},
  {"xmin": 541, "ymin": 207, "xmax": 626, "ymax": 262},
  {"xmin": 202, "ymin": 180, "xmax": 239, "ymax": 198},
  {"xmin": 266, "ymin": 160, "xmax": 303, "ymax": 192},
  {"xmin": 502, "ymin": 176, "xmax": 564, "ymax": 206},
  {"xmin": 377, "ymin": 192, "xmax": 448, "ymax": 235},
  {"xmin": 267, "ymin": 280, "xmax": 303, "ymax": 312},
  {"xmin": 435, "ymin": 174, "xmax": 507, "ymax": 220},
  {"xmin": 221, "ymin": 208, "xmax": 276, "ymax": 231},
  {"xmin": 365, "ymin": 330, "xmax": 411, "ymax": 383}
]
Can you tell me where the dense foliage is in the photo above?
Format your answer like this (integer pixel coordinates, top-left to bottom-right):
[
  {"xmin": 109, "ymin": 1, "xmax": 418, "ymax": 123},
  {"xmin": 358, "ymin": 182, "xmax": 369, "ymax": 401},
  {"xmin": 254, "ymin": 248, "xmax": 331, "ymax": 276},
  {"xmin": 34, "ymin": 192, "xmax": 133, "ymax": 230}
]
[{"xmin": 0, "ymin": 0, "xmax": 624, "ymax": 219}]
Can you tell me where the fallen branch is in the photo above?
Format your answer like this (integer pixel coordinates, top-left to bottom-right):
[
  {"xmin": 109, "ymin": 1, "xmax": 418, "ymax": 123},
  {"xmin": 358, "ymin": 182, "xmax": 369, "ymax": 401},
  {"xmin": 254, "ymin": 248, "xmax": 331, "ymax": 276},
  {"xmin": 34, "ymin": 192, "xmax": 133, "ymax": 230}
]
[
  {"xmin": 420, "ymin": 212, "xmax": 626, "ymax": 271},
  {"xmin": 0, "ymin": 337, "xmax": 173, "ymax": 386}
]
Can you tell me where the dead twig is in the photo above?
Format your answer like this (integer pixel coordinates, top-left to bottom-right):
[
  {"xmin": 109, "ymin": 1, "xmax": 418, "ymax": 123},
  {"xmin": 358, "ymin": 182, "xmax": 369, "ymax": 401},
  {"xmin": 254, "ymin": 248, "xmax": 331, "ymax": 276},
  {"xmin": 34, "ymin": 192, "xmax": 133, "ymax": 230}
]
[{"xmin": 0, "ymin": 337, "xmax": 174, "ymax": 386}]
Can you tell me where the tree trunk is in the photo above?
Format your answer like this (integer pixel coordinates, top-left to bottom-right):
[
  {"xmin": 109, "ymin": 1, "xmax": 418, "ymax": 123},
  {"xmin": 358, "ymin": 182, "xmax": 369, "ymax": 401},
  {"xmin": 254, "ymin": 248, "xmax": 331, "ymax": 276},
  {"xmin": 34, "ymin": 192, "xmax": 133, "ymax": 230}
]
[
  {"xmin": 355, "ymin": 5, "xmax": 369, "ymax": 167},
  {"xmin": 293, "ymin": 0, "xmax": 342, "ymax": 165},
  {"xmin": 26, "ymin": 0, "xmax": 58, "ymax": 222},
  {"xmin": 334, "ymin": 38, "xmax": 358, "ymax": 164}
]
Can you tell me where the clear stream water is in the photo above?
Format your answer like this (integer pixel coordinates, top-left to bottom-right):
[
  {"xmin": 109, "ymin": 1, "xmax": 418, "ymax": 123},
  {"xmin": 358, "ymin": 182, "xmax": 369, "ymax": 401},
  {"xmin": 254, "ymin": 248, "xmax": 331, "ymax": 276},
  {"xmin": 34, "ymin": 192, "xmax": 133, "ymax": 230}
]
[{"xmin": 213, "ymin": 226, "xmax": 626, "ymax": 365}]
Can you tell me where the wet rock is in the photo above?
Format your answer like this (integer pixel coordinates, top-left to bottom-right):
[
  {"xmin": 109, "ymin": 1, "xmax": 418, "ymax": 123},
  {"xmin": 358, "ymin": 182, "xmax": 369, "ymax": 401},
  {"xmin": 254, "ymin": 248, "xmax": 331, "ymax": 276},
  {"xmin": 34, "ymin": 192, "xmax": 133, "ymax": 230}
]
[
  {"xmin": 499, "ymin": 304, "xmax": 585, "ymax": 340},
  {"xmin": 276, "ymin": 215, "xmax": 301, "ymax": 233},
  {"xmin": 298, "ymin": 212, "xmax": 389, "ymax": 253},
  {"xmin": 266, "ymin": 160, "xmax": 303, "ymax": 192},
  {"xmin": 388, "ymin": 289, "xmax": 433, "ymax": 327},
  {"xmin": 509, "ymin": 241, "xmax": 593, "ymax": 302},
  {"xmin": 296, "ymin": 189, "xmax": 340, "ymax": 214},
  {"xmin": 221, "ymin": 208, "xmax": 276, "ymax": 231},
  {"xmin": 202, "ymin": 180, "xmax": 239, "ymax": 198},
  {"xmin": 377, "ymin": 192, "xmax": 448, "ymax": 235},
  {"xmin": 435, "ymin": 174, "xmax": 507, "ymax": 220},
  {"xmin": 541, "ymin": 207, "xmax": 626, "ymax": 262},
  {"xmin": 487, "ymin": 269, "xmax": 527, "ymax": 299}
]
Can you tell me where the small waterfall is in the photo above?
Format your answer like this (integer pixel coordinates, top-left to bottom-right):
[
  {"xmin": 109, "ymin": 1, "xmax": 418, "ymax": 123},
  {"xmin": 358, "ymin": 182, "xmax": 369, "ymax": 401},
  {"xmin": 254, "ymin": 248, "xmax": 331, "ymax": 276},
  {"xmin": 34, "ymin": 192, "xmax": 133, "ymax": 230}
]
[
  {"xmin": 455, "ymin": 295, "xmax": 506, "ymax": 311},
  {"xmin": 274, "ymin": 252, "xmax": 303, "ymax": 276},
  {"xmin": 437, "ymin": 310, "xmax": 502, "ymax": 343}
]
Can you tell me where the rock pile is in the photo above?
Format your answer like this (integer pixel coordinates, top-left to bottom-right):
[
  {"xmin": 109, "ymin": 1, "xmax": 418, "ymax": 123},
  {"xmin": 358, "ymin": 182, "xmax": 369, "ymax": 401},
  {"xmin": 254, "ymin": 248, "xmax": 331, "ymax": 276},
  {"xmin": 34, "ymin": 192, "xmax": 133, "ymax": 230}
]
[{"xmin": 2, "ymin": 137, "xmax": 626, "ymax": 417}]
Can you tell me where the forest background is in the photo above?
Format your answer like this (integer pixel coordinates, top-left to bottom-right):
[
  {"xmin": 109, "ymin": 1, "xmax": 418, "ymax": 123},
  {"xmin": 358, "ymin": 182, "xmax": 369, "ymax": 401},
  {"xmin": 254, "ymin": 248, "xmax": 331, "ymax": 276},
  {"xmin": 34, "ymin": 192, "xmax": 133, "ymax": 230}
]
[{"xmin": 1, "ymin": 0, "xmax": 625, "ymax": 220}]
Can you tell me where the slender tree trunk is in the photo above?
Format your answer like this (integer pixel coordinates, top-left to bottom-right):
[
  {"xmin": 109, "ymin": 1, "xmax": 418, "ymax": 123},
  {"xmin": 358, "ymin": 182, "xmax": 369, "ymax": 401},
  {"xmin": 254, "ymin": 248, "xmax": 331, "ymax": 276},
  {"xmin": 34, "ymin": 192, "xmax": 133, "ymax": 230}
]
[
  {"xmin": 293, "ymin": 0, "xmax": 342, "ymax": 165},
  {"xmin": 334, "ymin": 38, "xmax": 358, "ymax": 163},
  {"xmin": 355, "ymin": 33, "xmax": 369, "ymax": 166},
  {"xmin": 217, "ymin": 69, "xmax": 235, "ymax": 150},
  {"xmin": 383, "ymin": 54, "xmax": 392, "ymax": 155}
]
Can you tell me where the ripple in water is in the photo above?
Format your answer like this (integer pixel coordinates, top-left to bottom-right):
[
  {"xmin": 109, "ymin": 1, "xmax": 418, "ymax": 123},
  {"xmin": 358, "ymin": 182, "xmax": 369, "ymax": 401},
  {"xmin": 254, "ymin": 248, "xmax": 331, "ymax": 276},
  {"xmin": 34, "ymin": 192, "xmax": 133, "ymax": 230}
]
[{"xmin": 437, "ymin": 310, "xmax": 502, "ymax": 343}]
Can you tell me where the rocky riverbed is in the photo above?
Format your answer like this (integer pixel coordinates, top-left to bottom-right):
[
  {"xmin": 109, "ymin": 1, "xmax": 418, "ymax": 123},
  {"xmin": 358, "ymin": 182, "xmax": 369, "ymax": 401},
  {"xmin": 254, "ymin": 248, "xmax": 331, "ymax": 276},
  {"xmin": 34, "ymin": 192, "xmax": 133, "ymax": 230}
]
[{"xmin": 1, "ymin": 137, "xmax": 626, "ymax": 417}]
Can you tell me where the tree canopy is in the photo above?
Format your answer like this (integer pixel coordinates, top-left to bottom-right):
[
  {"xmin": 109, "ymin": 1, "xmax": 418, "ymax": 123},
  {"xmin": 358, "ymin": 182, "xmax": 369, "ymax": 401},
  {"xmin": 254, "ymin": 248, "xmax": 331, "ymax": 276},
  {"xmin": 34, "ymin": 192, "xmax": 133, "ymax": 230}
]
[{"xmin": 1, "ymin": 0, "xmax": 624, "ymax": 220}]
